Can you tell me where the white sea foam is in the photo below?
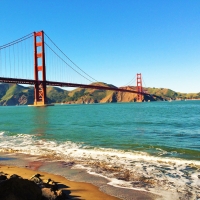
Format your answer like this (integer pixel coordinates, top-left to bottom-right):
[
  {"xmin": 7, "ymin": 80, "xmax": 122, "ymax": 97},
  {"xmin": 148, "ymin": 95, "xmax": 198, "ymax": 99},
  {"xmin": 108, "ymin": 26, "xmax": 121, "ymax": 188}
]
[
  {"xmin": 0, "ymin": 133, "xmax": 200, "ymax": 199},
  {"xmin": 0, "ymin": 131, "xmax": 5, "ymax": 136}
]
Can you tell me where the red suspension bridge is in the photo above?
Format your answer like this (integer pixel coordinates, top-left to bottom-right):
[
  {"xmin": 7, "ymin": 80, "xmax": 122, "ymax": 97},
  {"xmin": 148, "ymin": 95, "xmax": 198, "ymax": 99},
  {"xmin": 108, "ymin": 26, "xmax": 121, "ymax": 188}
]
[{"xmin": 0, "ymin": 31, "xmax": 163, "ymax": 106}]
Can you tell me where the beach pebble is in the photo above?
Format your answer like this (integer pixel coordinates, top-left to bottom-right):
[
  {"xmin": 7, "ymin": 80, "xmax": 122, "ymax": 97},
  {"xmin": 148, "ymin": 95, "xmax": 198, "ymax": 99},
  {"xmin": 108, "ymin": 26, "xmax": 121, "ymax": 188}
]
[
  {"xmin": 0, "ymin": 171, "xmax": 7, "ymax": 175},
  {"xmin": 51, "ymin": 181, "xmax": 59, "ymax": 192},
  {"xmin": 30, "ymin": 176, "xmax": 43, "ymax": 184},
  {"xmin": 30, "ymin": 173, "xmax": 43, "ymax": 179},
  {"xmin": 42, "ymin": 188, "xmax": 57, "ymax": 199},
  {"xmin": 42, "ymin": 188, "xmax": 66, "ymax": 200},
  {"xmin": 0, "ymin": 174, "xmax": 7, "ymax": 180},
  {"xmin": 44, "ymin": 178, "xmax": 52, "ymax": 184},
  {"xmin": 10, "ymin": 174, "xmax": 22, "ymax": 179},
  {"xmin": 198, "ymin": 175, "xmax": 200, "ymax": 179}
]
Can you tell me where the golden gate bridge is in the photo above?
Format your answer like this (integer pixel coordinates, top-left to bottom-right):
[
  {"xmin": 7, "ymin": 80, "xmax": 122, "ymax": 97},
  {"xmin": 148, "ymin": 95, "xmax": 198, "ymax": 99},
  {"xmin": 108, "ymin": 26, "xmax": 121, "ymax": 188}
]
[{"xmin": 0, "ymin": 31, "xmax": 163, "ymax": 106}]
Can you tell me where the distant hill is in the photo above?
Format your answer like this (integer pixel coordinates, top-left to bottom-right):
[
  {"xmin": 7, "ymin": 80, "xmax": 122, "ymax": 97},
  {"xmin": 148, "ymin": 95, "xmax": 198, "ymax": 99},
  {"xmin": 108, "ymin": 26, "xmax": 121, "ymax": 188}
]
[
  {"xmin": 144, "ymin": 87, "xmax": 200, "ymax": 101},
  {"xmin": 0, "ymin": 84, "xmax": 34, "ymax": 106},
  {"xmin": 0, "ymin": 83, "xmax": 199, "ymax": 106}
]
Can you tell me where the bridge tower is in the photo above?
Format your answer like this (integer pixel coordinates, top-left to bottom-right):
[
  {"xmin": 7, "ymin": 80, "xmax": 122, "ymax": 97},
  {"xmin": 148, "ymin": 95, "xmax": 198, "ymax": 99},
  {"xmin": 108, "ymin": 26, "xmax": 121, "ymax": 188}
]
[
  {"xmin": 137, "ymin": 73, "xmax": 143, "ymax": 102},
  {"xmin": 33, "ymin": 31, "xmax": 47, "ymax": 106}
]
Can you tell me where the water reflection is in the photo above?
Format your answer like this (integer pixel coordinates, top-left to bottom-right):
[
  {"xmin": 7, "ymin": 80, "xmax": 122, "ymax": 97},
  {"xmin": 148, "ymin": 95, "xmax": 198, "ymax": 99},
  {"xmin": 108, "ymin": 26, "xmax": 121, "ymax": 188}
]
[{"xmin": 30, "ymin": 107, "xmax": 51, "ymax": 138}]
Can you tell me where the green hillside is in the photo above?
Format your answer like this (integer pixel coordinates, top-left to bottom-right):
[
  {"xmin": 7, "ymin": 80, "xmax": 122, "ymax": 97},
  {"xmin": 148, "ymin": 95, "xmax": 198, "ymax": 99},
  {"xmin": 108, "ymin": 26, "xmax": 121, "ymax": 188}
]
[
  {"xmin": 47, "ymin": 87, "xmax": 69, "ymax": 103},
  {"xmin": 0, "ymin": 84, "xmax": 33, "ymax": 105},
  {"xmin": 145, "ymin": 87, "xmax": 200, "ymax": 100},
  {"xmin": 0, "ymin": 83, "xmax": 199, "ymax": 106}
]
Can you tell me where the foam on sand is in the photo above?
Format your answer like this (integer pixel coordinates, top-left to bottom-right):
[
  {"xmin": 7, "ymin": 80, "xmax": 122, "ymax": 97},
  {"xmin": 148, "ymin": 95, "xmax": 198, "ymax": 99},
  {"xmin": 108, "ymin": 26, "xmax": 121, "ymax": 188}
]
[{"xmin": 0, "ymin": 132, "xmax": 200, "ymax": 199}]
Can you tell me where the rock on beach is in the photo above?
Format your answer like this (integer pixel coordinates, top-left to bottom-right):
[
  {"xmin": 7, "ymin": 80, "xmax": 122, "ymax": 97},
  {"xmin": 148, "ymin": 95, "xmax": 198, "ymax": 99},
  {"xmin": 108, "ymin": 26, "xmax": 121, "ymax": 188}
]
[{"xmin": 0, "ymin": 173, "xmax": 66, "ymax": 200}]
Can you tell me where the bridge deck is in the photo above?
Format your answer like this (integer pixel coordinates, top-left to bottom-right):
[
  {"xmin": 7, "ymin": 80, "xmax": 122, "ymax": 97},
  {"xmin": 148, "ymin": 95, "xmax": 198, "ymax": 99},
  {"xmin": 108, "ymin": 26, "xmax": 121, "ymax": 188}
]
[{"xmin": 0, "ymin": 77, "xmax": 162, "ymax": 99}]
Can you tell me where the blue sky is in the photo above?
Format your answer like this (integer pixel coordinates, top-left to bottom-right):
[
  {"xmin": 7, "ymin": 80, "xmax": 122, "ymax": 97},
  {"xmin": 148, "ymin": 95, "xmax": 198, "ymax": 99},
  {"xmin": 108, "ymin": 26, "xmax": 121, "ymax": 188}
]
[{"xmin": 0, "ymin": 0, "xmax": 200, "ymax": 93}]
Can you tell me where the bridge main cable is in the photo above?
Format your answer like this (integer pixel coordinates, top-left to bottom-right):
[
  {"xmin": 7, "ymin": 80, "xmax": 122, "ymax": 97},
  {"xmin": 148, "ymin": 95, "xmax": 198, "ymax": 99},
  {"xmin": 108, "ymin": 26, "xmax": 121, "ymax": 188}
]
[
  {"xmin": 44, "ymin": 42, "xmax": 96, "ymax": 83},
  {"xmin": 0, "ymin": 33, "xmax": 33, "ymax": 50},
  {"xmin": 44, "ymin": 33, "xmax": 98, "ymax": 83}
]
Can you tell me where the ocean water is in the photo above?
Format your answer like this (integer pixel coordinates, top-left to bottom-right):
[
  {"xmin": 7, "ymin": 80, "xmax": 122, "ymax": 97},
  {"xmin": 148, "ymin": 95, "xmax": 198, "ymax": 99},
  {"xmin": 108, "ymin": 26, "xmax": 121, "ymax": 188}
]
[{"xmin": 0, "ymin": 101, "xmax": 200, "ymax": 199}]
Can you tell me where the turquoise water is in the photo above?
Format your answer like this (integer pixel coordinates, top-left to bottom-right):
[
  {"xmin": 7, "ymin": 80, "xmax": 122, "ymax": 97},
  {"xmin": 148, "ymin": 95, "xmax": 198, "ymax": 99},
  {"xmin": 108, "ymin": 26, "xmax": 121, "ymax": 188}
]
[
  {"xmin": 0, "ymin": 101, "xmax": 200, "ymax": 160},
  {"xmin": 1, "ymin": 101, "xmax": 200, "ymax": 199}
]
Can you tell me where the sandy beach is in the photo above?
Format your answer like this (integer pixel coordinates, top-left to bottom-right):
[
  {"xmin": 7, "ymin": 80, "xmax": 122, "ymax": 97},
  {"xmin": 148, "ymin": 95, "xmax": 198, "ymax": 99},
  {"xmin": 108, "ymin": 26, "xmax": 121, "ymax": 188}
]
[
  {"xmin": 0, "ymin": 164, "xmax": 120, "ymax": 200},
  {"xmin": 0, "ymin": 152, "xmax": 161, "ymax": 200}
]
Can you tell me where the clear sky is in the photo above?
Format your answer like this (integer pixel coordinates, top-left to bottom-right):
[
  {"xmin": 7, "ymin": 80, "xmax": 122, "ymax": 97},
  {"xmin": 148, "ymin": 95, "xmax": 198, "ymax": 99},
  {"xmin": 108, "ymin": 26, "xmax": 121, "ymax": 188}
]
[{"xmin": 0, "ymin": 0, "xmax": 200, "ymax": 93}]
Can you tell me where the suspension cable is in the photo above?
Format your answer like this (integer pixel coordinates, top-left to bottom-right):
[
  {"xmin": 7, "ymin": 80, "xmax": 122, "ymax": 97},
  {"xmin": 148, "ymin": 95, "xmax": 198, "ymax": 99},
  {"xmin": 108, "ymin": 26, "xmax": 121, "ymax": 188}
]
[
  {"xmin": 123, "ymin": 74, "xmax": 136, "ymax": 87},
  {"xmin": 44, "ymin": 33, "xmax": 98, "ymax": 83},
  {"xmin": 13, "ymin": 44, "xmax": 15, "ymax": 77},
  {"xmin": 45, "ymin": 42, "xmax": 95, "ymax": 83},
  {"xmin": 142, "ymin": 76, "xmax": 147, "ymax": 88},
  {"xmin": 0, "ymin": 33, "xmax": 33, "ymax": 50}
]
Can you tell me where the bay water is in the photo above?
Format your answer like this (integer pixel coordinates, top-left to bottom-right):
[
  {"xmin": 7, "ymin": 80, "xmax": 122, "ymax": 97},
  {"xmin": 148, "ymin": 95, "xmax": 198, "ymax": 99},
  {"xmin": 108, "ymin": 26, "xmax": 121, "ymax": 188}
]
[{"xmin": 0, "ymin": 101, "xmax": 200, "ymax": 199}]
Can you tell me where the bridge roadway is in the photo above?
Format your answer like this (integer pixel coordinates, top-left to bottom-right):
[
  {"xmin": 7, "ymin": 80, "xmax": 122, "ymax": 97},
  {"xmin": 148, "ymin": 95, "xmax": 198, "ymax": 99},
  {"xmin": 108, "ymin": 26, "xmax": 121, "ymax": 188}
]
[{"xmin": 0, "ymin": 77, "xmax": 163, "ymax": 100}]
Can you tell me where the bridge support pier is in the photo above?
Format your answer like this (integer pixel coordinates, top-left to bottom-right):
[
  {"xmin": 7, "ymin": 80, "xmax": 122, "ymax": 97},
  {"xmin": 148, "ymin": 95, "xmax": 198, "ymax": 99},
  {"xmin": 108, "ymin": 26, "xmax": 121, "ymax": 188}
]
[
  {"xmin": 137, "ymin": 73, "xmax": 143, "ymax": 102},
  {"xmin": 33, "ymin": 31, "xmax": 48, "ymax": 107}
]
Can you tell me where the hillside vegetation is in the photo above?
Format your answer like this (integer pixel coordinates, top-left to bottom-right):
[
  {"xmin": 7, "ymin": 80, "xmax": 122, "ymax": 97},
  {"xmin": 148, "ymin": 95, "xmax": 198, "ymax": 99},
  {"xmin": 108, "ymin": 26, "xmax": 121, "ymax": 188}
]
[
  {"xmin": 0, "ymin": 83, "xmax": 199, "ymax": 106},
  {"xmin": 144, "ymin": 87, "xmax": 200, "ymax": 100}
]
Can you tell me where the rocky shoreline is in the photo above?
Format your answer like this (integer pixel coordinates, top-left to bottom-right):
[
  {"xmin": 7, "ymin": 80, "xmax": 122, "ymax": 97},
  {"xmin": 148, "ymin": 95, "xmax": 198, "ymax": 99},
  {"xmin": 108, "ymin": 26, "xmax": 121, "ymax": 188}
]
[
  {"xmin": 0, "ymin": 162, "xmax": 120, "ymax": 200},
  {"xmin": 0, "ymin": 172, "xmax": 68, "ymax": 200}
]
